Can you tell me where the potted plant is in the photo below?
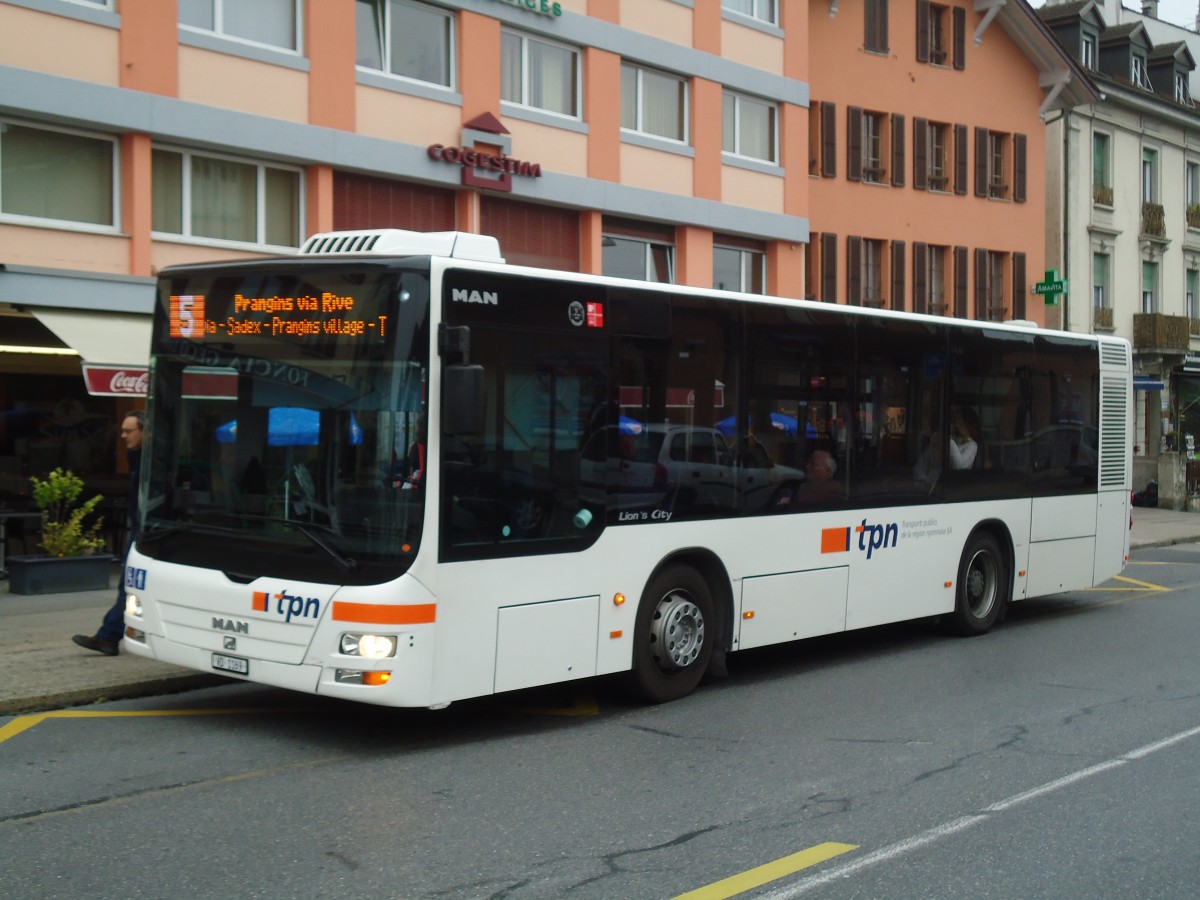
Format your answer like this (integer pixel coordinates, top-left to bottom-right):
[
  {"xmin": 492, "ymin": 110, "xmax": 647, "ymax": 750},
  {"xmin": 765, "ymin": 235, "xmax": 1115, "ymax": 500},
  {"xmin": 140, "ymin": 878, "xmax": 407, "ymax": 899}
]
[{"xmin": 6, "ymin": 468, "xmax": 115, "ymax": 595}]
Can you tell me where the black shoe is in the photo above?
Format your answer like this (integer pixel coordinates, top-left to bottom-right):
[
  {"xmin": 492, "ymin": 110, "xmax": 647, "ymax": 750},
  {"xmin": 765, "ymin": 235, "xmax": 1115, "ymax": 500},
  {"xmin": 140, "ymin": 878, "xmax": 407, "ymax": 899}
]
[{"xmin": 72, "ymin": 634, "xmax": 118, "ymax": 656}]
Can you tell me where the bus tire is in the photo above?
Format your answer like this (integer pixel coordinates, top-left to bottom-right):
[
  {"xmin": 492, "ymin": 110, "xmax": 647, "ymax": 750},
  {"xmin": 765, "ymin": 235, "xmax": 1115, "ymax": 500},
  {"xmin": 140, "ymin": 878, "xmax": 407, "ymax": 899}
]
[
  {"xmin": 627, "ymin": 564, "xmax": 715, "ymax": 703},
  {"xmin": 949, "ymin": 532, "xmax": 1007, "ymax": 636}
]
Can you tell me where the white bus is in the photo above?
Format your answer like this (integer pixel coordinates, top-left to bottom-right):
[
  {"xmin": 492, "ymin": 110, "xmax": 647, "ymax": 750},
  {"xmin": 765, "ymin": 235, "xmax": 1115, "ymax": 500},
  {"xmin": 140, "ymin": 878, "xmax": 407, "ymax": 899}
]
[{"xmin": 123, "ymin": 229, "xmax": 1132, "ymax": 706}]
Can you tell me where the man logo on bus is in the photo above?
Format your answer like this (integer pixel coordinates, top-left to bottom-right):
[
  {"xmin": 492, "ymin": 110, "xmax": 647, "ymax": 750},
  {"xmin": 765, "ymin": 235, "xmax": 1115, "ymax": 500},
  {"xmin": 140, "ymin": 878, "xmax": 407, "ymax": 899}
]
[
  {"xmin": 252, "ymin": 589, "xmax": 321, "ymax": 623},
  {"xmin": 821, "ymin": 519, "xmax": 899, "ymax": 560}
]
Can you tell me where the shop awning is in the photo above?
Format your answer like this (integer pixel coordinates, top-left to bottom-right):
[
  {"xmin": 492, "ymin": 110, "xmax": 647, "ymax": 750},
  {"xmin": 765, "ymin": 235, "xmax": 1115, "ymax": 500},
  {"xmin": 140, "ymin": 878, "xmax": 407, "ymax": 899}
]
[
  {"xmin": 1133, "ymin": 375, "xmax": 1166, "ymax": 391},
  {"xmin": 32, "ymin": 308, "xmax": 152, "ymax": 367}
]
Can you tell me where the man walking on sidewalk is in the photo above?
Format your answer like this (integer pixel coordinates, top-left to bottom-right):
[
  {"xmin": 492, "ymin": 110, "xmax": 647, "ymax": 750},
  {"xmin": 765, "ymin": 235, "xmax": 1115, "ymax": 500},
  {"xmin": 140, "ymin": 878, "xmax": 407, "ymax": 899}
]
[{"xmin": 72, "ymin": 410, "xmax": 143, "ymax": 656}]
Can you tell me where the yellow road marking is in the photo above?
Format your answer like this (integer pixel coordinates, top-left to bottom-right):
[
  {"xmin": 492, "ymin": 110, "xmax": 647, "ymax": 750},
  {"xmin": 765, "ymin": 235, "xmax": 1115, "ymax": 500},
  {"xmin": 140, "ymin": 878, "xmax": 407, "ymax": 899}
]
[
  {"xmin": 673, "ymin": 842, "xmax": 858, "ymax": 900},
  {"xmin": 0, "ymin": 707, "xmax": 296, "ymax": 746},
  {"xmin": 1110, "ymin": 575, "xmax": 1171, "ymax": 591},
  {"xmin": 505, "ymin": 694, "xmax": 600, "ymax": 717}
]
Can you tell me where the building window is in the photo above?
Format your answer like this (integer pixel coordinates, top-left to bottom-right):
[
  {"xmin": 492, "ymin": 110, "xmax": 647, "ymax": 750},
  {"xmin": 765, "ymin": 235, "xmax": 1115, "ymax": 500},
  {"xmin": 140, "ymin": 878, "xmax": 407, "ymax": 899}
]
[
  {"xmin": 721, "ymin": 0, "xmax": 776, "ymax": 25},
  {"xmin": 1132, "ymin": 54, "xmax": 1151, "ymax": 89},
  {"xmin": 180, "ymin": 0, "xmax": 300, "ymax": 51},
  {"xmin": 1093, "ymin": 132, "xmax": 1112, "ymax": 205},
  {"xmin": 621, "ymin": 63, "xmax": 687, "ymax": 143},
  {"xmin": 865, "ymin": 0, "xmax": 888, "ymax": 54},
  {"xmin": 1081, "ymin": 33, "xmax": 1097, "ymax": 70},
  {"xmin": 987, "ymin": 131, "xmax": 1009, "ymax": 199},
  {"xmin": 0, "ymin": 121, "xmax": 115, "ymax": 227},
  {"xmin": 713, "ymin": 244, "xmax": 765, "ymax": 294},
  {"xmin": 928, "ymin": 244, "xmax": 947, "ymax": 314},
  {"xmin": 862, "ymin": 112, "xmax": 887, "ymax": 183},
  {"xmin": 152, "ymin": 147, "xmax": 302, "ymax": 247},
  {"xmin": 723, "ymin": 91, "xmax": 777, "ymax": 163},
  {"xmin": 1142, "ymin": 147, "xmax": 1158, "ymax": 204},
  {"xmin": 1188, "ymin": 269, "xmax": 1199, "ymax": 320},
  {"xmin": 501, "ymin": 30, "xmax": 579, "ymax": 118},
  {"xmin": 1093, "ymin": 253, "xmax": 1109, "ymax": 310},
  {"xmin": 356, "ymin": 0, "xmax": 454, "ymax": 88},
  {"xmin": 926, "ymin": 3, "xmax": 948, "ymax": 65},
  {"xmin": 1177, "ymin": 72, "xmax": 1194, "ymax": 106},
  {"xmin": 928, "ymin": 121, "xmax": 949, "ymax": 191},
  {"xmin": 863, "ymin": 239, "xmax": 884, "ymax": 305},
  {"xmin": 987, "ymin": 251, "xmax": 1006, "ymax": 320},
  {"xmin": 1142, "ymin": 261, "xmax": 1158, "ymax": 314},
  {"xmin": 849, "ymin": 107, "xmax": 895, "ymax": 184},
  {"xmin": 602, "ymin": 228, "xmax": 675, "ymax": 283}
]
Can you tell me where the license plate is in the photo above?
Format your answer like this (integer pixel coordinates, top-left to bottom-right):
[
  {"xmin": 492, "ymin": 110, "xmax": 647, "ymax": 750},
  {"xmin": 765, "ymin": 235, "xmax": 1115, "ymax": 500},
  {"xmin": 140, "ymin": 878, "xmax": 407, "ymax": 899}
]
[{"xmin": 211, "ymin": 652, "xmax": 249, "ymax": 676}]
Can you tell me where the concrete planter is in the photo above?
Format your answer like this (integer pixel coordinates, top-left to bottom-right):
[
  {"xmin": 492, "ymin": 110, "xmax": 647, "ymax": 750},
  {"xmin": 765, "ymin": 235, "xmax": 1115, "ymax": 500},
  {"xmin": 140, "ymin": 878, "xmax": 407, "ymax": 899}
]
[{"xmin": 6, "ymin": 554, "xmax": 115, "ymax": 595}]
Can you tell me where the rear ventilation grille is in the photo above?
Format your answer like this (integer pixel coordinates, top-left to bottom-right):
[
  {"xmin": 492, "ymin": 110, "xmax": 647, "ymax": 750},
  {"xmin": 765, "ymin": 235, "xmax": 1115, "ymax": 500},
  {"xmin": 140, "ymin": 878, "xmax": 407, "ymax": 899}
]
[
  {"xmin": 1099, "ymin": 374, "xmax": 1129, "ymax": 488},
  {"xmin": 301, "ymin": 232, "xmax": 383, "ymax": 255},
  {"xmin": 1100, "ymin": 340, "xmax": 1129, "ymax": 369}
]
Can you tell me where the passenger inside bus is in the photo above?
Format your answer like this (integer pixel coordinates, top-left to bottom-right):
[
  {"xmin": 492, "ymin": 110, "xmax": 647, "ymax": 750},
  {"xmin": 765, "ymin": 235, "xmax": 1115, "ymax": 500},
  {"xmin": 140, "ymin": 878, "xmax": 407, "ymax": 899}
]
[
  {"xmin": 948, "ymin": 407, "xmax": 980, "ymax": 470},
  {"xmin": 791, "ymin": 450, "xmax": 844, "ymax": 504}
]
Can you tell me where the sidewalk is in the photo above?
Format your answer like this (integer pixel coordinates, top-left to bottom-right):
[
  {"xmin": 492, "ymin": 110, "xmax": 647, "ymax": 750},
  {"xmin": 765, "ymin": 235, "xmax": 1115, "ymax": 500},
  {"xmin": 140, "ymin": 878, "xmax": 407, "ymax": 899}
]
[{"xmin": 3, "ymin": 505, "xmax": 1200, "ymax": 716}]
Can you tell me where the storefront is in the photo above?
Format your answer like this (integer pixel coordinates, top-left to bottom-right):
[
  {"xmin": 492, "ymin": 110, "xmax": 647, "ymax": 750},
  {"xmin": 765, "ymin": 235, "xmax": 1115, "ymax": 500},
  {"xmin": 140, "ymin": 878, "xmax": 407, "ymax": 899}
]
[{"xmin": 0, "ymin": 268, "xmax": 153, "ymax": 531}]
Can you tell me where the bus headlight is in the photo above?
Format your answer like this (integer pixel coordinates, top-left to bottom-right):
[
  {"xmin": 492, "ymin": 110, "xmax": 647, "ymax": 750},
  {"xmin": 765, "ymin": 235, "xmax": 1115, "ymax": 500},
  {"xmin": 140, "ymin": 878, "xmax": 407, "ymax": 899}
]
[
  {"xmin": 125, "ymin": 593, "xmax": 143, "ymax": 617},
  {"xmin": 340, "ymin": 633, "xmax": 397, "ymax": 659}
]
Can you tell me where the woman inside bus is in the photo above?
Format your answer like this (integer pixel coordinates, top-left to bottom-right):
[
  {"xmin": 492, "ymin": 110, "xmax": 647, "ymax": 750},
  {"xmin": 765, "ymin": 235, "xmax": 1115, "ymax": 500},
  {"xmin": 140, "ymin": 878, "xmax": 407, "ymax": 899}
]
[{"xmin": 948, "ymin": 407, "xmax": 979, "ymax": 470}]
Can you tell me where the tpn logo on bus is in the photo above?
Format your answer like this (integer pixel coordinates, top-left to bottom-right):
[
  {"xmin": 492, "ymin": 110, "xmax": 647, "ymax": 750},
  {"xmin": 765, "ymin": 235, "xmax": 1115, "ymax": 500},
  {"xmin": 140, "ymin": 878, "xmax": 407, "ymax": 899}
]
[
  {"xmin": 821, "ymin": 520, "xmax": 899, "ymax": 559},
  {"xmin": 427, "ymin": 113, "xmax": 542, "ymax": 194},
  {"xmin": 568, "ymin": 301, "xmax": 604, "ymax": 328},
  {"xmin": 252, "ymin": 589, "xmax": 321, "ymax": 623}
]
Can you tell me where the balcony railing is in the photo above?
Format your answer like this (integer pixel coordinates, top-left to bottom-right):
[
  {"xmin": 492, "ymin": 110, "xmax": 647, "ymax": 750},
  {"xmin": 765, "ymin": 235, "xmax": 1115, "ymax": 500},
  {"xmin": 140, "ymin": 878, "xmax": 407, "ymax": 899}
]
[
  {"xmin": 1094, "ymin": 306, "xmax": 1114, "ymax": 330},
  {"xmin": 1133, "ymin": 312, "xmax": 1190, "ymax": 351},
  {"xmin": 1093, "ymin": 184, "xmax": 1114, "ymax": 206},
  {"xmin": 1141, "ymin": 202, "xmax": 1166, "ymax": 237},
  {"xmin": 1191, "ymin": 317, "xmax": 1200, "ymax": 337}
]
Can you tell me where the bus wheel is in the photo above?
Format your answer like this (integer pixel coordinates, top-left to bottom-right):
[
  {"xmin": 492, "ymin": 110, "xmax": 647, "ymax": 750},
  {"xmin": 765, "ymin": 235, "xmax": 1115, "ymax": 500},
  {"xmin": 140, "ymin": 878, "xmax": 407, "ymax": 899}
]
[
  {"xmin": 949, "ymin": 532, "xmax": 1007, "ymax": 636},
  {"xmin": 628, "ymin": 565, "xmax": 715, "ymax": 703}
]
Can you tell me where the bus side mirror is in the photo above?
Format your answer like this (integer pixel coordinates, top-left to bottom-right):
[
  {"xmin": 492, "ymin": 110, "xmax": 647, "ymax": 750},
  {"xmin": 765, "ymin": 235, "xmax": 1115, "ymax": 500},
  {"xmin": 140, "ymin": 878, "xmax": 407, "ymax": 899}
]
[{"xmin": 443, "ymin": 364, "xmax": 485, "ymax": 435}]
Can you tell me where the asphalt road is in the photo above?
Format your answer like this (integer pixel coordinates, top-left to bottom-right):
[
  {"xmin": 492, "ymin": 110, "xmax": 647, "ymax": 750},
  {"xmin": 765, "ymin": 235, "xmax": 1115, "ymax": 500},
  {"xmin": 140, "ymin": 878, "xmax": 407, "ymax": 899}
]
[{"xmin": 2, "ymin": 545, "xmax": 1198, "ymax": 899}]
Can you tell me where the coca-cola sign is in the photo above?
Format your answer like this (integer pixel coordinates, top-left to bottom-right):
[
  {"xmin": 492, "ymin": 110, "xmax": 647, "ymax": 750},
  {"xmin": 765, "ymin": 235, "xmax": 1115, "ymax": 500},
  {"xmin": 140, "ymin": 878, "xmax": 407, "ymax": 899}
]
[{"xmin": 83, "ymin": 365, "xmax": 149, "ymax": 397}]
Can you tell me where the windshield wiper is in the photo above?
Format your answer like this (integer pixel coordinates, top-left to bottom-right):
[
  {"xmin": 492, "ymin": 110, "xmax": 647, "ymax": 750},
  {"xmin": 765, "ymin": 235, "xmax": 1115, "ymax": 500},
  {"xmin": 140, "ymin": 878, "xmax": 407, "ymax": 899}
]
[{"xmin": 295, "ymin": 523, "xmax": 359, "ymax": 574}]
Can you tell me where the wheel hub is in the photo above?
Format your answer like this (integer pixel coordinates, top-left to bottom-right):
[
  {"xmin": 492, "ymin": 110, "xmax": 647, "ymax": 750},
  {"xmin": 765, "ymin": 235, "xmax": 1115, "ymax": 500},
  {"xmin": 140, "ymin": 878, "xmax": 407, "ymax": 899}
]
[{"xmin": 649, "ymin": 592, "xmax": 705, "ymax": 671}]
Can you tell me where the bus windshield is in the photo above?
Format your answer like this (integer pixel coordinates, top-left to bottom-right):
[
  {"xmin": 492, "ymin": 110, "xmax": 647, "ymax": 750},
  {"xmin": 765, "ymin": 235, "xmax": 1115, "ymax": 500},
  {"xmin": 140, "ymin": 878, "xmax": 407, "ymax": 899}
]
[{"xmin": 139, "ymin": 260, "xmax": 430, "ymax": 586}]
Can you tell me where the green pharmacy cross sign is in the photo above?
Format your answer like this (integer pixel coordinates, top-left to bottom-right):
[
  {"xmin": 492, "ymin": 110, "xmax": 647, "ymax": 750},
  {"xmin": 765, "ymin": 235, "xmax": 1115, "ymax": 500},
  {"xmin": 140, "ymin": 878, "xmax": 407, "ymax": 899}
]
[{"xmin": 1033, "ymin": 269, "xmax": 1068, "ymax": 306}]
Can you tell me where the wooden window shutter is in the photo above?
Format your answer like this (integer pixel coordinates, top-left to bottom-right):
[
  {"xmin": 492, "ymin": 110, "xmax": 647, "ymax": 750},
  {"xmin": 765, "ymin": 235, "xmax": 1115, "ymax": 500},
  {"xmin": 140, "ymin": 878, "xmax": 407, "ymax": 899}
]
[
  {"xmin": 953, "ymin": 7, "xmax": 966, "ymax": 70},
  {"xmin": 822, "ymin": 233, "xmax": 838, "ymax": 301},
  {"xmin": 912, "ymin": 242, "xmax": 928, "ymax": 314},
  {"xmin": 954, "ymin": 124, "xmax": 968, "ymax": 195},
  {"xmin": 847, "ymin": 107, "xmax": 863, "ymax": 182},
  {"xmin": 865, "ymin": 0, "xmax": 888, "ymax": 52},
  {"xmin": 821, "ymin": 102, "xmax": 837, "ymax": 178},
  {"xmin": 974, "ymin": 248, "xmax": 988, "ymax": 319},
  {"xmin": 891, "ymin": 240, "xmax": 906, "ymax": 311},
  {"xmin": 974, "ymin": 127, "xmax": 989, "ymax": 198},
  {"xmin": 914, "ymin": 117, "xmax": 928, "ymax": 191},
  {"xmin": 847, "ymin": 236, "xmax": 863, "ymax": 305},
  {"xmin": 954, "ymin": 245, "xmax": 968, "ymax": 317},
  {"xmin": 805, "ymin": 234, "xmax": 818, "ymax": 299},
  {"xmin": 891, "ymin": 114, "xmax": 905, "ymax": 187},
  {"xmin": 1012, "ymin": 252, "xmax": 1027, "ymax": 319},
  {"xmin": 1013, "ymin": 133, "xmax": 1028, "ymax": 203},
  {"xmin": 916, "ymin": 1, "xmax": 930, "ymax": 63}
]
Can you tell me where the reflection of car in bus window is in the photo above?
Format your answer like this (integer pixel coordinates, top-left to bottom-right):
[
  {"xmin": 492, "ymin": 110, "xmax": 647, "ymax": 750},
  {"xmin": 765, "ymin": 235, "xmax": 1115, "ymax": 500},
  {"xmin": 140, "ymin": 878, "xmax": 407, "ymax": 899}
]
[{"xmin": 579, "ymin": 424, "xmax": 805, "ymax": 515}]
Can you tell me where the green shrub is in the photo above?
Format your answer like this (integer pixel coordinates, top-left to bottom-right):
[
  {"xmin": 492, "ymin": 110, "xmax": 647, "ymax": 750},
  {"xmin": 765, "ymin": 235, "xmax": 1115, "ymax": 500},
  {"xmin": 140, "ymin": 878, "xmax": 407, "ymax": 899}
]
[{"xmin": 29, "ymin": 468, "xmax": 105, "ymax": 557}]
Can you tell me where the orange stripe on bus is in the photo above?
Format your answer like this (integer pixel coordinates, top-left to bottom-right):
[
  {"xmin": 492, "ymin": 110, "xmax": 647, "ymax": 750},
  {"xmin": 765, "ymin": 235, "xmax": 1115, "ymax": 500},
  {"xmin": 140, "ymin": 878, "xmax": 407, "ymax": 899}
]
[
  {"xmin": 821, "ymin": 526, "xmax": 850, "ymax": 553},
  {"xmin": 331, "ymin": 601, "xmax": 437, "ymax": 625}
]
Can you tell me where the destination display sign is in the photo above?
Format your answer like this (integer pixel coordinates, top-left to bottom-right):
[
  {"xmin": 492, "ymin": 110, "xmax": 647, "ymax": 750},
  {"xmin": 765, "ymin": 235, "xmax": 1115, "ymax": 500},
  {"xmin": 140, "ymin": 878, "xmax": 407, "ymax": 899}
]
[{"xmin": 168, "ymin": 292, "xmax": 390, "ymax": 341}]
